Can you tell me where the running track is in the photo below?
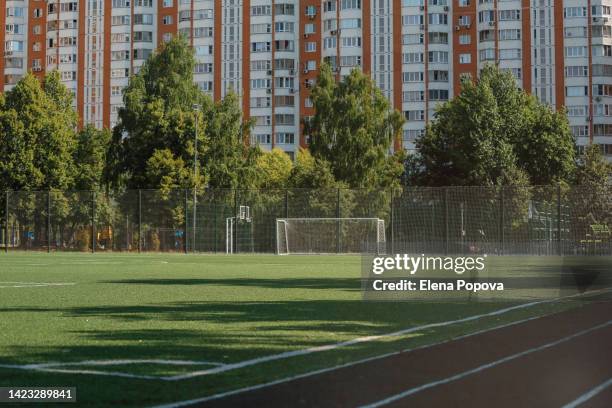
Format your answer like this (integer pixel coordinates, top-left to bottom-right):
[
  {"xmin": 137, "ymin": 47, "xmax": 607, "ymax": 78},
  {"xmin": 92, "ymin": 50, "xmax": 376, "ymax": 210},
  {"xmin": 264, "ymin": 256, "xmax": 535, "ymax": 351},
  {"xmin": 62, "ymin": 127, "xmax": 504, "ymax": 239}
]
[{"xmin": 195, "ymin": 300, "xmax": 612, "ymax": 408}]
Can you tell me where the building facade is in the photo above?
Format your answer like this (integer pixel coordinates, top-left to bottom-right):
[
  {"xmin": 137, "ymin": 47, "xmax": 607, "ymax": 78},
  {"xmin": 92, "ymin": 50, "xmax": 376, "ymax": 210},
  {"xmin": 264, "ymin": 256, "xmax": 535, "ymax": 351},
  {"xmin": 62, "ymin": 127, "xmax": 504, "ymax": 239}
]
[{"xmin": 1, "ymin": 0, "xmax": 611, "ymax": 158}]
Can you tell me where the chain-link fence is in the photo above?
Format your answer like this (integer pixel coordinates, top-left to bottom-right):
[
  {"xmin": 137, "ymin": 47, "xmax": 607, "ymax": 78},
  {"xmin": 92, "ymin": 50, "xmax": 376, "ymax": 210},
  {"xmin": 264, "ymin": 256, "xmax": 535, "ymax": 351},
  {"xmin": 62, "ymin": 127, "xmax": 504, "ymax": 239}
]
[{"xmin": 0, "ymin": 186, "xmax": 610, "ymax": 255}]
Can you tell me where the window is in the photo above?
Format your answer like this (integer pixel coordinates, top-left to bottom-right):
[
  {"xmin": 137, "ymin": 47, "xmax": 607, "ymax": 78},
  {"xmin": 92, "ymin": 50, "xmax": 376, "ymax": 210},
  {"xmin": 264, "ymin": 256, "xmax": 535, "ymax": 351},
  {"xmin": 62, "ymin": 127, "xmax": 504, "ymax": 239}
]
[
  {"xmin": 405, "ymin": 110, "xmax": 425, "ymax": 121},
  {"xmin": 275, "ymin": 22, "xmax": 294, "ymax": 33},
  {"xmin": 162, "ymin": 0, "xmax": 173, "ymax": 7},
  {"xmin": 194, "ymin": 63, "xmax": 213, "ymax": 74},
  {"xmin": 251, "ymin": 60, "xmax": 271, "ymax": 71},
  {"xmin": 340, "ymin": 18, "xmax": 361, "ymax": 29},
  {"xmin": 403, "ymin": 34, "xmax": 424, "ymax": 45},
  {"xmin": 275, "ymin": 95, "xmax": 295, "ymax": 107},
  {"xmin": 428, "ymin": 13, "xmax": 448, "ymax": 25},
  {"xmin": 250, "ymin": 96, "xmax": 271, "ymax": 108},
  {"xmin": 498, "ymin": 10, "xmax": 520, "ymax": 21},
  {"xmin": 251, "ymin": 134, "xmax": 271, "ymax": 145},
  {"xmin": 252, "ymin": 42, "xmax": 271, "ymax": 52},
  {"xmin": 480, "ymin": 48, "xmax": 495, "ymax": 61},
  {"xmin": 342, "ymin": 37, "xmax": 362, "ymax": 47},
  {"xmin": 403, "ymin": 71, "xmax": 424, "ymax": 82},
  {"xmin": 564, "ymin": 7, "xmax": 587, "ymax": 18},
  {"xmin": 274, "ymin": 3, "xmax": 295, "ymax": 15},
  {"xmin": 162, "ymin": 15, "xmax": 173, "ymax": 25},
  {"xmin": 304, "ymin": 23, "xmax": 315, "ymax": 34},
  {"xmin": 275, "ymin": 133, "xmax": 295, "ymax": 144},
  {"xmin": 340, "ymin": 0, "xmax": 361, "ymax": 10},
  {"xmin": 251, "ymin": 5, "xmax": 271, "ymax": 16},
  {"xmin": 428, "ymin": 51, "xmax": 448, "ymax": 63},
  {"xmin": 458, "ymin": 15, "xmax": 471, "ymax": 26},
  {"xmin": 571, "ymin": 126, "xmax": 589, "ymax": 138},
  {"xmin": 403, "ymin": 91, "xmax": 424, "ymax": 102},
  {"xmin": 498, "ymin": 48, "xmax": 521, "ymax": 60},
  {"xmin": 565, "ymin": 46, "xmax": 587, "ymax": 57},
  {"xmin": 251, "ymin": 78, "xmax": 271, "ymax": 89},
  {"xmin": 565, "ymin": 66, "xmax": 588, "ymax": 77},
  {"xmin": 459, "ymin": 53, "xmax": 472, "ymax": 64},
  {"xmin": 403, "ymin": 52, "xmax": 424, "ymax": 63},
  {"xmin": 428, "ymin": 32, "xmax": 448, "ymax": 44},
  {"xmin": 275, "ymin": 115, "xmax": 294, "ymax": 126},
  {"xmin": 251, "ymin": 24, "xmax": 272, "ymax": 34},
  {"xmin": 479, "ymin": 10, "xmax": 495, "ymax": 23},
  {"xmin": 133, "ymin": 14, "xmax": 153, "ymax": 24},
  {"xmin": 403, "ymin": 15, "xmax": 423, "ymax": 26},
  {"xmin": 275, "ymin": 40, "xmax": 294, "ymax": 51},
  {"xmin": 428, "ymin": 89, "xmax": 449, "ymax": 101},
  {"xmin": 324, "ymin": 37, "xmax": 337, "ymax": 49},
  {"xmin": 565, "ymin": 86, "xmax": 588, "ymax": 97},
  {"xmin": 305, "ymin": 42, "xmax": 316, "ymax": 52},
  {"xmin": 499, "ymin": 29, "xmax": 521, "ymax": 41},
  {"xmin": 459, "ymin": 34, "xmax": 471, "ymax": 45},
  {"xmin": 564, "ymin": 26, "xmax": 587, "ymax": 38},
  {"xmin": 429, "ymin": 70, "xmax": 448, "ymax": 82},
  {"xmin": 566, "ymin": 106, "xmax": 588, "ymax": 117}
]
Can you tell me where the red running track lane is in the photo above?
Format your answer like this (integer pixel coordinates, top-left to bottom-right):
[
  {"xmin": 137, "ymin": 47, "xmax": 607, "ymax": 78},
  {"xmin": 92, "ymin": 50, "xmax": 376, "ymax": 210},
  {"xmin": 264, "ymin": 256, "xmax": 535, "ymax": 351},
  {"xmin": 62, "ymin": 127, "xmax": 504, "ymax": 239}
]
[{"xmin": 193, "ymin": 300, "xmax": 612, "ymax": 408}]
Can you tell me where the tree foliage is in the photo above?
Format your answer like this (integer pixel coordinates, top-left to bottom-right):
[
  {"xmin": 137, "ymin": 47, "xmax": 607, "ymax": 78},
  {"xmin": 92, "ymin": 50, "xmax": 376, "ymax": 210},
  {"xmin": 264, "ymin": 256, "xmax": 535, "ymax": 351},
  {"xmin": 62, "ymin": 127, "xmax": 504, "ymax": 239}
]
[
  {"xmin": 254, "ymin": 148, "xmax": 293, "ymax": 189},
  {"xmin": 0, "ymin": 72, "xmax": 78, "ymax": 191},
  {"xmin": 107, "ymin": 36, "xmax": 257, "ymax": 191},
  {"xmin": 304, "ymin": 63, "xmax": 405, "ymax": 189},
  {"xmin": 409, "ymin": 65, "xmax": 575, "ymax": 187}
]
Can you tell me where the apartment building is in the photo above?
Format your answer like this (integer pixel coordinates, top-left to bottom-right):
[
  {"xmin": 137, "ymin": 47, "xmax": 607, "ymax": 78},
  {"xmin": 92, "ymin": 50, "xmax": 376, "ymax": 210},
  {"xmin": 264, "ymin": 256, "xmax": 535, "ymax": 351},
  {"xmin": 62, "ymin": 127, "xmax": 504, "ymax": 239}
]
[{"xmin": 1, "ymin": 0, "xmax": 611, "ymax": 158}]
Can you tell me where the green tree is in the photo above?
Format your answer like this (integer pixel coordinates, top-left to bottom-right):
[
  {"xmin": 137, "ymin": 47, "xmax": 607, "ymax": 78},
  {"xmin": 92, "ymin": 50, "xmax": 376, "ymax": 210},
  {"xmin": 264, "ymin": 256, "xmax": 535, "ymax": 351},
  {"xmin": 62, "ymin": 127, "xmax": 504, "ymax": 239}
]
[
  {"xmin": 572, "ymin": 145, "xmax": 612, "ymax": 236},
  {"xmin": 107, "ymin": 36, "xmax": 256, "ymax": 190},
  {"xmin": 304, "ymin": 63, "xmax": 405, "ymax": 189},
  {"xmin": 202, "ymin": 93, "xmax": 260, "ymax": 189},
  {"xmin": 0, "ymin": 72, "xmax": 77, "ymax": 191},
  {"xmin": 73, "ymin": 125, "xmax": 111, "ymax": 191},
  {"xmin": 254, "ymin": 148, "xmax": 293, "ymax": 189},
  {"xmin": 409, "ymin": 65, "xmax": 575, "ymax": 187},
  {"xmin": 145, "ymin": 148, "xmax": 192, "ymax": 195}
]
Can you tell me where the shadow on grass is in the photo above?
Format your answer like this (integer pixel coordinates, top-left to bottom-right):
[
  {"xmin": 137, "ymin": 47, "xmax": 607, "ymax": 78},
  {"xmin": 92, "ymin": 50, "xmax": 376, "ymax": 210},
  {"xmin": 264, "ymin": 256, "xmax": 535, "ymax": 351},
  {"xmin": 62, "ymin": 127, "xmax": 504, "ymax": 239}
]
[
  {"xmin": 99, "ymin": 278, "xmax": 362, "ymax": 291},
  {"xmin": 0, "ymin": 299, "xmax": 503, "ymax": 365}
]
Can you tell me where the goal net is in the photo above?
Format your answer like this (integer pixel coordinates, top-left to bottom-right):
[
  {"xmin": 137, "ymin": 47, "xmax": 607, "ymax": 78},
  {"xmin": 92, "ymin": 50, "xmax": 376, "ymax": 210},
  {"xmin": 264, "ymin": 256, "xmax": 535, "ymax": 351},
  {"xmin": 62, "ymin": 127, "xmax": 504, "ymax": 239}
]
[{"xmin": 276, "ymin": 218, "xmax": 386, "ymax": 255}]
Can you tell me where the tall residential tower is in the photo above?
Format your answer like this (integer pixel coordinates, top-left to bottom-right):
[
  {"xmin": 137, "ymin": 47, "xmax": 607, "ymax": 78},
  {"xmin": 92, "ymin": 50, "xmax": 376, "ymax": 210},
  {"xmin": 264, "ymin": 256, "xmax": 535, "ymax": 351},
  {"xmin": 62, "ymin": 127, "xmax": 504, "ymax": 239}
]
[{"xmin": 1, "ymin": 0, "xmax": 611, "ymax": 158}]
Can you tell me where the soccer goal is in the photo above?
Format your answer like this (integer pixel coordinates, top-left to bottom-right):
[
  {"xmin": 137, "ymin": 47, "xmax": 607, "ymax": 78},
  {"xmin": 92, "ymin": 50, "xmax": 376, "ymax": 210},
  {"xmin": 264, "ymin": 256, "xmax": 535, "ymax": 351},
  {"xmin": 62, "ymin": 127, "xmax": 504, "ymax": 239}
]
[
  {"xmin": 226, "ymin": 205, "xmax": 252, "ymax": 254},
  {"xmin": 276, "ymin": 218, "xmax": 386, "ymax": 255}
]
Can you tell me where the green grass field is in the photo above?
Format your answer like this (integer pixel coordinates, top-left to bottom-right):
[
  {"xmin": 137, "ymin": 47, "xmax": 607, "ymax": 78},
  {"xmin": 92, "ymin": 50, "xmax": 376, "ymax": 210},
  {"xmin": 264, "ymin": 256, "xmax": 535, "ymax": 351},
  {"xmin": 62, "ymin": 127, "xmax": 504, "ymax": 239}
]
[{"xmin": 0, "ymin": 253, "xmax": 601, "ymax": 407}]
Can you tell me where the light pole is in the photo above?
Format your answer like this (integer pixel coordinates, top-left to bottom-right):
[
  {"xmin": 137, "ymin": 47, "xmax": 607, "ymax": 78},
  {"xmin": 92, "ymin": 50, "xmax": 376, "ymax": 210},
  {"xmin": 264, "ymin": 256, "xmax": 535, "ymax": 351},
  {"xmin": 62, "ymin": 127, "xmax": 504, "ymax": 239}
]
[{"xmin": 192, "ymin": 104, "xmax": 201, "ymax": 253}]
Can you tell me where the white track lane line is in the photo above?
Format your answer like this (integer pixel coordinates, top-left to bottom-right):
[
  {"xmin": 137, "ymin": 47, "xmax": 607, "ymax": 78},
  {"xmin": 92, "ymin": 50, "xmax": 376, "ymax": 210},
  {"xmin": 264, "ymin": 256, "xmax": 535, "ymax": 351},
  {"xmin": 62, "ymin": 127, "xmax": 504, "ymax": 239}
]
[
  {"xmin": 359, "ymin": 320, "xmax": 612, "ymax": 408},
  {"xmin": 164, "ymin": 296, "xmax": 571, "ymax": 381},
  {"xmin": 32, "ymin": 359, "xmax": 226, "ymax": 368},
  {"xmin": 561, "ymin": 377, "xmax": 612, "ymax": 408},
  {"xmin": 149, "ymin": 311, "xmax": 568, "ymax": 408}
]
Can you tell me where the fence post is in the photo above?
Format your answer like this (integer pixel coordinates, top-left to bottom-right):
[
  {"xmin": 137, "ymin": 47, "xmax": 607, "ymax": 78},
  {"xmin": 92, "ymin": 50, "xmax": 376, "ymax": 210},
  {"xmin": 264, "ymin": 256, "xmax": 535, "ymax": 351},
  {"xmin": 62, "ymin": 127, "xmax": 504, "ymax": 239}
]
[
  {"xmin": 390, "ymin": 189, "xmax": 395, "ymax": 254},
  {"xmin": 445, "ymin": 187, "xmax": 449, "ymax": 255},
  {"xmin": 213, "ymin": 195, "xmax": 217, "ymax": 253},
  {"xmin": 47, "ymin": 191, "xmax": 51, "ymax": 253},
  {"xmin": 138, "ymin": 189, "xmax": 142, "ymax": 253},
  {"xmin": 192, "ymin": 188, "xmax": 197, "ymax": 253},
  {"xmin": 234, "ymin": 189, "xmax": 238, "ymax": 254},
  {"xmin": 557, "ymin": 184, "xmax": 562, "ymax": 256},
  {"xmin": 91, "ymin": 191, "xmax": 96, "ymax": 253},
  {"xmin": 4, "ymin": 191, "xmax": 8, "ymax": 253},
  {"xmin": 184, "ymin": 189, "xmax": 188, "ymax": 254},
  {"xmin": 500, "ymin": 188, "xmax": 505, "ymax": 255},
  {"xmin": 285, "ymin": 189, "xmax": 289, "ymax": 219},
  {"xmin": 336, "ymin": 188, "xmax": 341, "ymax": 254}
]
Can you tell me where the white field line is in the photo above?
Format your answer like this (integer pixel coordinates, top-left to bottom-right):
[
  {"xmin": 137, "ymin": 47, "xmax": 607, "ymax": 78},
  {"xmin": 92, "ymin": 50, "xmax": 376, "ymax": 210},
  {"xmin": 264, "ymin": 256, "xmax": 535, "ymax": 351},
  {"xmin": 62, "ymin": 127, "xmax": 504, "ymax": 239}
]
[
  {"xmin": 359, "ymin": 320, "xmax": 612, "ymax": 408},
  {"xmin": 1, "ymin": 288, "xmax": 608, "ymax": 388},
  {"xmin": 0, "ymin": 362, "xmax": 160, "ymax": 380},
  {"xmin": 0, "ymin": 282, "xmax": 75, "ymax": 288},
  {"xmin": 31, "ymin": 359, "xmax": 226, "ymax": 368},
  {"xmin": 163, "ymin": 296, "xmax": 566, "ymax": 381},
  {"xmin": 150, "ymin": 312, "xmax": 556, "ymax": 408},
  {"xmin": 561, "ymin": 377, "xmax": 612, "ymax": 408}
]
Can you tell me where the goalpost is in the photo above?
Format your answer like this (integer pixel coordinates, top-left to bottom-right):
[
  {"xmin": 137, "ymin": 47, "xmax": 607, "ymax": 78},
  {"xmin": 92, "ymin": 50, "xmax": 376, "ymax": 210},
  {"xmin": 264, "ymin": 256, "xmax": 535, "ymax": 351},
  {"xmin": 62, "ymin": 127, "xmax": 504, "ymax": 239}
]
[
  {"xmin": 226, "ymin": 206, "xmax": 252, "ymax": 254},
  {"xmin": 276, "ymin": 218, "xmax": 386, "ymax": 255}
]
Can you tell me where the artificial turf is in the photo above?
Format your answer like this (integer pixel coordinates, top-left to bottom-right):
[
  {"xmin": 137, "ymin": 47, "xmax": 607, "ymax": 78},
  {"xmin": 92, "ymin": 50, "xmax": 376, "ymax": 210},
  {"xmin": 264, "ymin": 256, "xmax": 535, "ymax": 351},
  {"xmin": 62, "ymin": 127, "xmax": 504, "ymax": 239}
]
[{"xmin": 0, "ymin": 252, "xmax": 600, "ymax": 407}]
